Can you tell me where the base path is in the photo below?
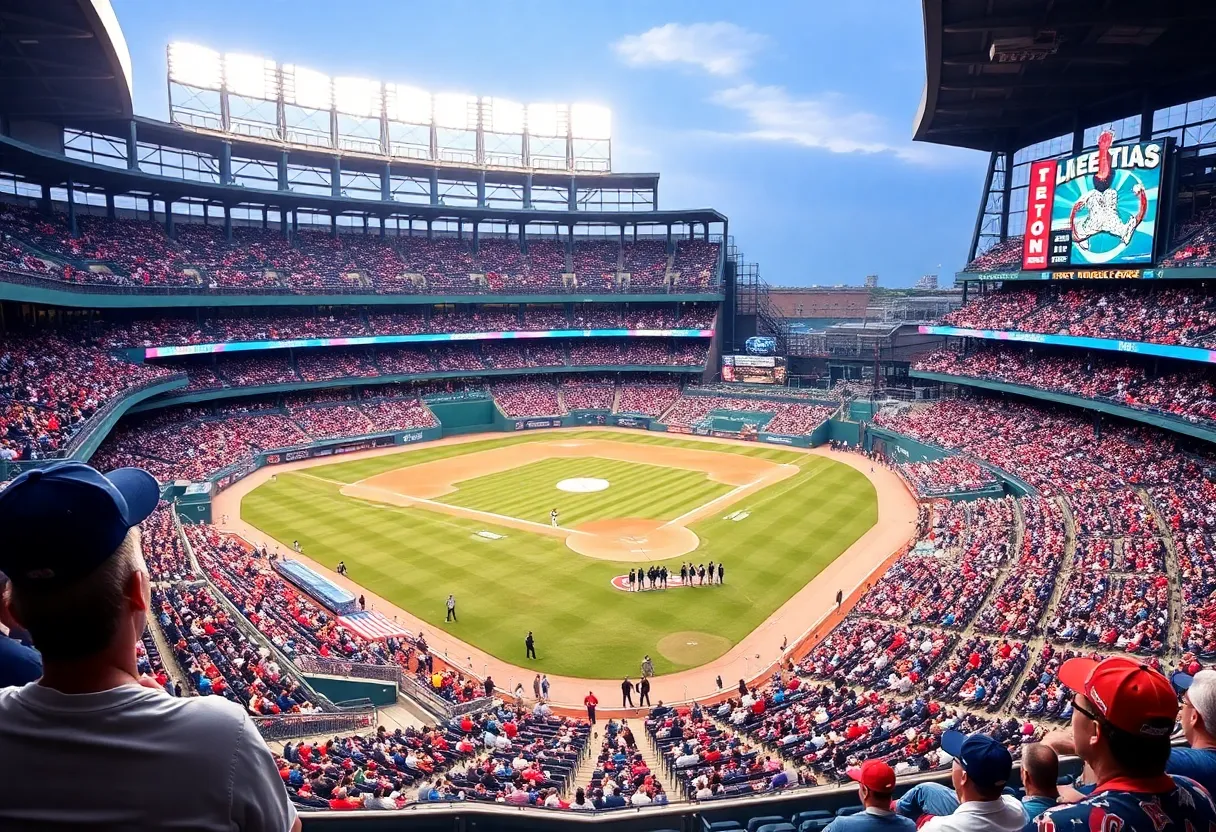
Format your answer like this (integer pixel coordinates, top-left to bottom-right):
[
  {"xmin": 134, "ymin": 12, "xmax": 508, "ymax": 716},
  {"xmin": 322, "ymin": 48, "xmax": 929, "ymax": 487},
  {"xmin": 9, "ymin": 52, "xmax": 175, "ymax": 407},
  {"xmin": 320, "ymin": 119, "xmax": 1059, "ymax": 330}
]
[
  {"xmin": 341, "ymin": 438, "xmax": 796, "ymax": 561},
  {"xmin": 212, "ymin": 427, "xmax": 918, "ymax": 712}
]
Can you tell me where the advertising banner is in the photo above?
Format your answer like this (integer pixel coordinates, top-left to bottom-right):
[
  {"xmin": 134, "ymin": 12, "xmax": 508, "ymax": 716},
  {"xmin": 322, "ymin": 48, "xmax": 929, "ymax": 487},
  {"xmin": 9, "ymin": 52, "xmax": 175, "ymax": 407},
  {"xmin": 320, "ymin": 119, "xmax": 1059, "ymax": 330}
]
[
  {"xmin": 665, "ymin": 425, "xmax": 692, "ymax": 435},
  {"xmin": 1022, "ymin": 132, "xmax": 1168, "ymax": 269},
  {"xmin": 514, "ymin": 418, "xmax": 562, "ymax": 431},
  {"xmin": 614, "ymin": 416, "xmax": 651, "ymax": 429}
]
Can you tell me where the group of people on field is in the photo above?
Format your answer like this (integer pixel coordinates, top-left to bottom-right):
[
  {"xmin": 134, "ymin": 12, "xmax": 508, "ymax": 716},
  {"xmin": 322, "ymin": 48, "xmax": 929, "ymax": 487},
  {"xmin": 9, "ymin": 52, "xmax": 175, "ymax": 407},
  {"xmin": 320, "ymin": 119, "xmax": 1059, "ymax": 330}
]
[{"xmin": 626, "ymin": 561, "xmax": 725, "ymax": 591}]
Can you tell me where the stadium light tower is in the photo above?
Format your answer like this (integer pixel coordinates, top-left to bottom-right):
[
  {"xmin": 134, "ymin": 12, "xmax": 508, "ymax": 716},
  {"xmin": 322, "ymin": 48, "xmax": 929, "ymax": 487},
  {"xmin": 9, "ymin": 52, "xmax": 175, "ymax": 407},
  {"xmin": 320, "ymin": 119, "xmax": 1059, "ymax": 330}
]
[
  {"xmin": 164, "ymin": 43, "xmax": 612, "ymax": 173},
  {"xmin": 571, "ymin": 103, "xmax": 612, "ymax": 171},
  {"xmin": 167, "ymin": 42, "xmax": 222, "ymax": 129},
  {"xmin": 434, "ymin": 92, "xmax": 478, "ymax": 164},
  {"xmin": 483, "ymin": 98, "xmax": 524, "ymax": 167},
  {"xmin": 334, "ymin": 76, "xmax": 383, "ymax": 154},
  {"xmin": 282, "ymin": 63, "xmax": 333, "ymax": 147},
  {"xmin": 168, "ymin": 41, "xmax": 221, "ymax": 89},
  {"xmin": 385, "ymin": 83, "xmax": 432, "ymax": 160},
  {"xmin": 223, "ymin": 52, "xmax": 277, "ymax": 139}
]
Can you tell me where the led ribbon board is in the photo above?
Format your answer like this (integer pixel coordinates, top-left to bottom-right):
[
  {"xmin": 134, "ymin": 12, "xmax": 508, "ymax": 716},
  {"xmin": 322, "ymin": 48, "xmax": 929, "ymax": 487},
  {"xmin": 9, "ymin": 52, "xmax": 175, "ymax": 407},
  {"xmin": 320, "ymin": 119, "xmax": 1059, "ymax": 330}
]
[
  {"xmin": 918, "ymin": 325, "xmax": 1216, "ymax": 365},
  {"xmin": 144, "ymin": 328, "xmax": 715, "ymax": 358}
]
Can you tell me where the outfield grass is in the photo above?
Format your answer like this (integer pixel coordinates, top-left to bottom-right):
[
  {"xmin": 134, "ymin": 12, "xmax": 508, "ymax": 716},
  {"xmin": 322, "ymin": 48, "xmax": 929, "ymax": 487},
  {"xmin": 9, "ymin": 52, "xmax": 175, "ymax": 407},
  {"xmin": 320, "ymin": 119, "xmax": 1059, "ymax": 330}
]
[
  {"xmin": 241, "ymin": 431, "xmax": 876, "ymax": 677},
  {"xmin": 437, "ymin": 457, "xmax": 735, "ymax": 526}
]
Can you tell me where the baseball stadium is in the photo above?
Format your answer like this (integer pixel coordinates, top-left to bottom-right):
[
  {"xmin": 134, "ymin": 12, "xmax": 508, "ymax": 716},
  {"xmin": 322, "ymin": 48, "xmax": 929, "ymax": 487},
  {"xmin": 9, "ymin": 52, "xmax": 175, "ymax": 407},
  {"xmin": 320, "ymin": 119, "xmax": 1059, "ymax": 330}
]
[{"xmin": 2, "ymin": 2, "xmax": 1216, "ymax": 831}]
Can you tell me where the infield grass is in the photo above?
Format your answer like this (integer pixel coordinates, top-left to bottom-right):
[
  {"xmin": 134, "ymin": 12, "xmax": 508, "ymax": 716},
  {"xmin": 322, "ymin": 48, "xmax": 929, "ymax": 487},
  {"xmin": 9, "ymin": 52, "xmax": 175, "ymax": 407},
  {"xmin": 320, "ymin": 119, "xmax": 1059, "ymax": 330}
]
[
  {"xmin": 241, "ymin": 430, "xmax": 876, "ymax": 678},
  {"xmin": 437, "ymin": 457, "xmax": 734, "ymax": 526}
]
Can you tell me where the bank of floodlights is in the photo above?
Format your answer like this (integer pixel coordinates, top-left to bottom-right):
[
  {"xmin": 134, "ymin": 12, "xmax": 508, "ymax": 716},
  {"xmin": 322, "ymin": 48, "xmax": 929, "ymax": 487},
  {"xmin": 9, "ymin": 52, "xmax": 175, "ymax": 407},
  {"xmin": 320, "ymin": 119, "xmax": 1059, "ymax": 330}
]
[{"xmin": 166, "ymin": 41, "xmax": 612, "ymax": 170}]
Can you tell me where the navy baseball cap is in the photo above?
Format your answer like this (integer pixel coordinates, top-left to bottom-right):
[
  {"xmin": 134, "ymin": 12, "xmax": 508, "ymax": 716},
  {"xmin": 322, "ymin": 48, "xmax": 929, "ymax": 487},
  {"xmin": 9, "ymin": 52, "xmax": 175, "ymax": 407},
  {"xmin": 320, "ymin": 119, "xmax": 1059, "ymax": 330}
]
[
  {"xmin": 940, "ymin": 730, "xmax": 1012, "ymax": 790},
  {"xmin": 0, "ymin": 462, "xmax": 159, "ymax": 587}
]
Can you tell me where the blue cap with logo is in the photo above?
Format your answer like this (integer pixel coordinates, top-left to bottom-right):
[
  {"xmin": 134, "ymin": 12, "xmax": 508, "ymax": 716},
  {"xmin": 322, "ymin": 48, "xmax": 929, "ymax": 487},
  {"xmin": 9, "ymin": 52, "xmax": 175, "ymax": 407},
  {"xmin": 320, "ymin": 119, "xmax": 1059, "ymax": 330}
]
[
  {"xmin": 940, "ymin": 730, "xmax": 1013, "ymax": 790},
  {"xmin": 0, "ymin": 462, "xmax": 159, "ymax": 587}
]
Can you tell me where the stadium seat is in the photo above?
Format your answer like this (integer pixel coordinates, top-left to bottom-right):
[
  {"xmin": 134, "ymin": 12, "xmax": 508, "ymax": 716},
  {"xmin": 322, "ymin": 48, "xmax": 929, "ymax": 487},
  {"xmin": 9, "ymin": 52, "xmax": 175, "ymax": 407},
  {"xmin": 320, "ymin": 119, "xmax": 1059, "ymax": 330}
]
[
  {"xmin": 800, "ymin": 820, "xmax": 833, "ymax": 832},
  {"xmin": 748, "ymin": 817, "xmax": 788, "ymax": 832},
  {"xmin": 756, "ymin": 824, "xmax": 798, "ymax": 832},
  {"xmin": 835, "ymin": 806, "xmax": 864, "ymax": 816},
  {"xmin": 705, "ymin": 822, "xmax": 743, "ymax": 832},
  {"xmin": 793, "ymin": 810, "xmax": 834, "ymax": 825}
]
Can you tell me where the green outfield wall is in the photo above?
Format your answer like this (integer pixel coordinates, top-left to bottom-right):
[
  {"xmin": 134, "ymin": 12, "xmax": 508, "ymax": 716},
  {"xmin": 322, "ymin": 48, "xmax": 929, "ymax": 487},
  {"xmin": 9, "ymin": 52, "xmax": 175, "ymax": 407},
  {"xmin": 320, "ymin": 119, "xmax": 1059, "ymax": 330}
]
[
  {"xmin": 431, "ymin": 399, "xmax": 498, "ymax": 434},
  {"xmin": 302, "ymin": 675, "xmax": 397, "ymax": 708}
]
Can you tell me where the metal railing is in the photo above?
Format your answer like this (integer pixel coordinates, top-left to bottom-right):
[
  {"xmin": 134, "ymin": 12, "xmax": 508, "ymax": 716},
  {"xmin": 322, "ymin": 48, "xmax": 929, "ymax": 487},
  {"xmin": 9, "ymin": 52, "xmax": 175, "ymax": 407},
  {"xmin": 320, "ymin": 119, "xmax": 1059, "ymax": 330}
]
[
  {"xmin": 0, "ymin": 267, "xmax": 720, "ymax": 299},
  {"xmin": 64, "ymin": 373, "xmax": 188, "ymax": 454},
  {"xmin": 170, "ymin": 511, "xmax": 380, "ymax": 737},
  {"xmin": 253, "ymin": 708, "xmax": 377, "ymax": 742}
]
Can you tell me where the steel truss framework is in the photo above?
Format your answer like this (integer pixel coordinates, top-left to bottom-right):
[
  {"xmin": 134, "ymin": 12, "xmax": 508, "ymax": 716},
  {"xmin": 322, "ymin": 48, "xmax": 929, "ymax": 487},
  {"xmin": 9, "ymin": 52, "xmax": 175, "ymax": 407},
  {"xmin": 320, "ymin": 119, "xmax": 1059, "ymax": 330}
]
[{"xmin": 60, "ymin": 124, "xmax": 655, "ymax": 215}]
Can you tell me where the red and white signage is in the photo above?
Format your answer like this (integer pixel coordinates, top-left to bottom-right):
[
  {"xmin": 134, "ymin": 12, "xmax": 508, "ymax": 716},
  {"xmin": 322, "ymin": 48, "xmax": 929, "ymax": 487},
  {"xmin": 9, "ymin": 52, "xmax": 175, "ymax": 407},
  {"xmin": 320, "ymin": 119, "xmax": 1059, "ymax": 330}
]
[{"xmin": 1022, "ymin": 159, "xmax": 1057, "ymax": 269}]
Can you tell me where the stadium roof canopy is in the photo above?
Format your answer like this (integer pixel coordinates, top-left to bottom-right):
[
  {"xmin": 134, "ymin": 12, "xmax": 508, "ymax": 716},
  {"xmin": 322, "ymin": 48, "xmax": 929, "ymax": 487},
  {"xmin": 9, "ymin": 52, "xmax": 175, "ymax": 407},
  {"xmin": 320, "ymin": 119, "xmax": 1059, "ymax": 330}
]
[
  {"xmin": 916, "ymin": 0, "xmax": 1216, "ymax": 152},
  {"xmin": 0, "ymin": 0, "xmax": 132, "ymax": 120}
]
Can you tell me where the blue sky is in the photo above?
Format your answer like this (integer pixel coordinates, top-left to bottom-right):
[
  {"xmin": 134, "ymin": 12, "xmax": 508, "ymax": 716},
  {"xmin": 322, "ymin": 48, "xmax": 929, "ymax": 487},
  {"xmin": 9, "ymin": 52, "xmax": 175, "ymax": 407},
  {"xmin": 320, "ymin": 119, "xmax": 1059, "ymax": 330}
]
[{"xmin": 111, "ymin": 0, "xmax": 988, "ymax": 287}]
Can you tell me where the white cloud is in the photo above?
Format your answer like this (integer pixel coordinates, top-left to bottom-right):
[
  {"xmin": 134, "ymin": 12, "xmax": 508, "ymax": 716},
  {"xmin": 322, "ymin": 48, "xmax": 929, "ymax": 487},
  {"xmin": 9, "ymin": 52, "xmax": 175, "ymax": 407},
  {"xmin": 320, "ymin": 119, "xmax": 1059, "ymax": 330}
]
[
  {"xmin": 710, "ymin": 84, "xmax": 939, "ymax": 164},
  {"xmin": 613, "ymin": 22, "xmax": 765, "ymax": 77}
]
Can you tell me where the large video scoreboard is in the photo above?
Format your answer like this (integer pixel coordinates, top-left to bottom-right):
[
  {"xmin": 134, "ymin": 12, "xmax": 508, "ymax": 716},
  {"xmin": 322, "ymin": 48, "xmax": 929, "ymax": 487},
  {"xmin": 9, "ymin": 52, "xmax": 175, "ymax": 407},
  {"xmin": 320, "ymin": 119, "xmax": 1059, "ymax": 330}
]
[
  {"xmin": 1023, "ymin": 132, "xmax": 1171, "ymax": 270},
  {"xmin": 721, "ymin": 354, "xmax": 787, "ymax": 384}
]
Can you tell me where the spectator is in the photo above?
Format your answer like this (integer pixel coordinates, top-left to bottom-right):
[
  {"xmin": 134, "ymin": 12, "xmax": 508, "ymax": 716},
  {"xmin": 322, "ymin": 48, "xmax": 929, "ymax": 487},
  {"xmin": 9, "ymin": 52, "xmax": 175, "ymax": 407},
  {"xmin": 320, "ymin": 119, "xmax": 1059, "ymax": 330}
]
[
  {"xmin": 0, "ymin": 462, "xmax": 298, "ymax": 831},
  {"xmin": 1171, "ymin": 670, "xmax": 1216, "ymax": 793},
  {"xmin": 1034, "ymin": 657, "xmax": 1216, "ymax": 832},
  {"xmin": 918, "ymin": 731, "xmax": 1024, "ymax": 832},
  {"xmin": 0, "ymin": 570, "xmax": 41, "ymax": 688},
  {"xmin": 825, "ymin": 759, "xmax": 915, "ymax": 832},
  {"xmin": 1016, "ymin": 744, "xmax": 1060, "ymax": 831}
]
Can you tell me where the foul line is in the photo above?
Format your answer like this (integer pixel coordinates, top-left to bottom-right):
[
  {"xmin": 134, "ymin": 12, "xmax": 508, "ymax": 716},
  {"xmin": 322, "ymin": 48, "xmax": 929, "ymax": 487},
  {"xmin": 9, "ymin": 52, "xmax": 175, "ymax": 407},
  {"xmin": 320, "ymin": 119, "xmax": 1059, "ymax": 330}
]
[
  {"xmin": 661, "ymin": 479, "xmax": 763, "ymax": 528},
  {"xmin": 337, "ymin": 479, "xmax": 593, "ymax": 538}
]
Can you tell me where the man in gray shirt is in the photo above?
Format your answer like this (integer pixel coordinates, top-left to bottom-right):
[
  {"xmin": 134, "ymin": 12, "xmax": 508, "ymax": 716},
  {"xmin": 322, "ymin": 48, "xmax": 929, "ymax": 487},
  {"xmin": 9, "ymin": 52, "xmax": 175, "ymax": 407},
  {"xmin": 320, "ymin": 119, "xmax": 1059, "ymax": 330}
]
[{"xmin": 0, "ymin": 462, "xmax": 299, "ymax": 831}]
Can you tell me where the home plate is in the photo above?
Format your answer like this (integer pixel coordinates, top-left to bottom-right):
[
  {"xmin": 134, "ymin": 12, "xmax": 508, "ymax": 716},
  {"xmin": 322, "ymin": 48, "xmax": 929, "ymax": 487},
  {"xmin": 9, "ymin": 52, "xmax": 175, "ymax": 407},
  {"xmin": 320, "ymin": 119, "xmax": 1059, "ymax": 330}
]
[{"xmin": 687, "ymin": 641, "xmax": 699, "ymax": 646}]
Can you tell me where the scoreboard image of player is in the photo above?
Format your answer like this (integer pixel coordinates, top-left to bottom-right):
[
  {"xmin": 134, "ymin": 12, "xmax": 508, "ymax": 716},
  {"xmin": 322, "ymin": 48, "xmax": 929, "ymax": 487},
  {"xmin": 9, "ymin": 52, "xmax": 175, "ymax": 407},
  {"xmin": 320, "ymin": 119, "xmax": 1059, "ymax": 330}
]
[{"xmin": 1023, "ymin": 132, "xmax": 1169, "ymax": 270}]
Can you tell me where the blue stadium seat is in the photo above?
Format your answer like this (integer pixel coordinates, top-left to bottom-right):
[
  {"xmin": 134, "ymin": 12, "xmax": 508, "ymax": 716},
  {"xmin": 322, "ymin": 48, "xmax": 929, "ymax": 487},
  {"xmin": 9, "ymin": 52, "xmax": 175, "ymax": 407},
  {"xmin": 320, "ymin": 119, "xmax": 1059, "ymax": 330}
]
[
  {"xmin": 835, "ymin": 806, "xmax": 864, "ymax": 816},
  {"xmin": 748, "ymin": 817, "xmax": 788, "ymax": 832},
  {"xmin": 706, "ymin": 822, "xmax": 743, "ymax": 832},
  {"xmin": 800, "ymin": 820, "xmax": 833, "ymax": 832},
  {"xmin": 793, "ymin": 810, "xmax": 834, "ymax": 826},
  {"xmin": 756, "ymin": 824, "xmax": 798, "ymax": 832}
]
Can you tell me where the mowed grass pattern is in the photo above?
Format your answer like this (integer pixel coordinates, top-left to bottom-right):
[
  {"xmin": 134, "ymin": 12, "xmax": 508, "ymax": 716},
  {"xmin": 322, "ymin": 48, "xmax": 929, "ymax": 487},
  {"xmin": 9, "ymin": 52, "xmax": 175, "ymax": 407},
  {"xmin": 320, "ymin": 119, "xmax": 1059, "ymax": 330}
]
[
  {"xmin": 437, "ymin": 457, "xmax": 734, "ymax": 526},
  {"xmin": 241, "ymin": 431, "xmax": 877, "ymax": 678}
]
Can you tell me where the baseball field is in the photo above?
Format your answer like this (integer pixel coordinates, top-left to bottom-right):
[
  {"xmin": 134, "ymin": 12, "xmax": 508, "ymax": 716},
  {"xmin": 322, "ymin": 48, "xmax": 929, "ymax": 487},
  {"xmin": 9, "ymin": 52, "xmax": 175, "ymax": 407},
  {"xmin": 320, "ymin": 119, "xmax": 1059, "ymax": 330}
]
[{"xmin": 240, "ymin": 430, "xmax": 877, "ymax": 678}]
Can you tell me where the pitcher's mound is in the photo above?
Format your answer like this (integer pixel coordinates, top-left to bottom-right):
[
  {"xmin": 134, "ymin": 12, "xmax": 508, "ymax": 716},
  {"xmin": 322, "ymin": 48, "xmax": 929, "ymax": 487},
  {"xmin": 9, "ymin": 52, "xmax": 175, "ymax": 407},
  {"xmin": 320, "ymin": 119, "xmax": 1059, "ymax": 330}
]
[
  {"xmin": 657, "ymin": 631, "xmax": 733, "ymax": 666},
  {"xmin": 566, "ymin": 518, "xmax": 700, "ymax": 561}
]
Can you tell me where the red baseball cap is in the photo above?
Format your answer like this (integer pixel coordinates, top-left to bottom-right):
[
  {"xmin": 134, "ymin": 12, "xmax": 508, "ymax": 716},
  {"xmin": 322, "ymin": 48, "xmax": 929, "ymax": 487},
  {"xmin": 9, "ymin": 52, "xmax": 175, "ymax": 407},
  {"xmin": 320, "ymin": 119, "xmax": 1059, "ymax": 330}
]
[
  {"xmin": 1059, "ymin": 656, "xmax": 1178, "ymax": 737},
  {"xmin": 847, "ymin": 759, "xmax": 896, "ymax": 792}
]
